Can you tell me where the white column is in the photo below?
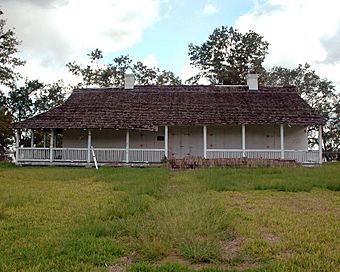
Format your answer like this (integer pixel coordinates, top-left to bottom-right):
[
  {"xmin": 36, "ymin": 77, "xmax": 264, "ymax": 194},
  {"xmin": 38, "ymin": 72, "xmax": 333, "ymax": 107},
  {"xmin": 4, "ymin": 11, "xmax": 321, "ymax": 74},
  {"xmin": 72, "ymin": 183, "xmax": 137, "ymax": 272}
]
[
  {"xmin": 319, "ymin": 125, "xmax": 323, "ymax": 164},
  {"xmin": 87, "ymin": 129, "xmax": 92, "ymax": 163},
  {"xmin": 31, "ymin": 129, "xmax": 34, "ymax": 147},
  {"xmin": 203, "ymin": 125, "xmax": 207, "ymax": 159},
  {"xmin": 164, "ymin": 126, "xmax": 169, "ymax": 159},
  {"xmin": 15, "ymin": 129, "xmax": 19, "ymax": 162},
  {"xmin": 43, "ymin": 132, "xmax": 46, "ymax": 148},
  {"xmin": 126, "ymin": 130, "xmax": 129, "ymax": 163},
  {"xmin": 50, "ymin": 129, "xmax": 54, "ymax": 162},
  {"xmin": 280, "ymin": 124, "xmax": 284, "ymax": 159},
  {"xmin": 242, "ymin": 124, "xmax": 246, "ymax": 157}
]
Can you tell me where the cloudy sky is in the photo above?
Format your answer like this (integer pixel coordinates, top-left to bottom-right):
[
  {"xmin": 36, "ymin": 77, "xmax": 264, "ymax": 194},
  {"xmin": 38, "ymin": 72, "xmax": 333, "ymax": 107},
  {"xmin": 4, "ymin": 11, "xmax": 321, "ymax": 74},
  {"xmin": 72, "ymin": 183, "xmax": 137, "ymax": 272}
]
[{"xmin": 1, "ymin": 0, "xmax": 340, "ymax": 89}]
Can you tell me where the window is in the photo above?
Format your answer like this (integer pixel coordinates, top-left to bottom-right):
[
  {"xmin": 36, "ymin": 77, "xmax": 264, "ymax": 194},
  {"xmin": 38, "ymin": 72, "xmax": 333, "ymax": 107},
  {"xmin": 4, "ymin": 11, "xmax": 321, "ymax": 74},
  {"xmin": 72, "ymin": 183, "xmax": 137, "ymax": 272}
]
[{"xmin": 157, "ymin": 136, "xmax": 165, "ymax": 141}]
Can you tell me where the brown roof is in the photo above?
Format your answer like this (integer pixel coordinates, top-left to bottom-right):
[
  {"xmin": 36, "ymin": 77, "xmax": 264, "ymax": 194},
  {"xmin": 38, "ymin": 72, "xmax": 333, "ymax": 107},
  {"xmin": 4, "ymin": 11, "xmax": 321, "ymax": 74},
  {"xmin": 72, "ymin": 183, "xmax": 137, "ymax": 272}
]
[{"xmin": 13, "ymin": 85, "xmax": 325, "ymax": 131}]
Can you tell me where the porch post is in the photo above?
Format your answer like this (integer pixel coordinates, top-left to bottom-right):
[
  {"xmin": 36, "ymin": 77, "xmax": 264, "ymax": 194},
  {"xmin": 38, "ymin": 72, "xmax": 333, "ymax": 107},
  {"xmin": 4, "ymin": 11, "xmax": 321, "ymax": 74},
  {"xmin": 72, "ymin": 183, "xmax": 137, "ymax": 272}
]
[
  {"xmin": 126, "ymin": 130, "xmax": 129, "ymax": 163},
  {"xmin": 203, "ymin": 125, "xmax": 207, "ymax": 159},
  {"xmin": 15, "ymin": 129, "xmax": 19, "ymax": 162},
  {"xmin": 31, "ymin": 129, "xmax": 34, "ymax": 147},
  {"xmin": 43, "ymin": 131, "xmax": 46, "ymax": 148},
  {"xmin": 242, "ymin": 124, "xmax": 246, "ymax": 157},
  {"xmin": 319, "ymin": 125, "xmax": 323, "ymax": 164},
  {"xmin": 50, "ymin": 129, "xmax": 54, "ymax": 163},
  {"xmin": 87, "ymin": 129, "xmax": 92, "ymax": 163},
  {"xmin": 164, "ymin": 126, "xmax": 169, "ymax": 159},
  {"xmin": 280, "ymin": 124, "xmax": 284, "ymax": 159}
]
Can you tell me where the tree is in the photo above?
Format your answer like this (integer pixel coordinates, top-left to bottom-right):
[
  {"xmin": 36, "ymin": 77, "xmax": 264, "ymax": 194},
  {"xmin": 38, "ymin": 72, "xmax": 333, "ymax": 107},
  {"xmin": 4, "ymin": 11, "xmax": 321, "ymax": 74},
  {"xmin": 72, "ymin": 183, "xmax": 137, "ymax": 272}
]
[
  {"xmin": 188, "ymin": 26, "xmax": 269, "ymax": 85},
  {"xmin": 67, "ymin": 49, "xmax": 181, "ymax": 88},
  {"xmin": 0, "ymin": 90, "xmax": 13, "ymax": 155},
  {"xmin": 266, "ymin": 63, "xmax": 340, "ymax": 158},
  {"xmin": 34, "ymin": 80, "xmax": 66, "ymax": 114},
  {"xmin": 0, "ymin": 10, "xmax": 25, "ymax": 87},
  {"xmin": 8, "ymin": 79, "xmax": 66, "ymax": 121}
]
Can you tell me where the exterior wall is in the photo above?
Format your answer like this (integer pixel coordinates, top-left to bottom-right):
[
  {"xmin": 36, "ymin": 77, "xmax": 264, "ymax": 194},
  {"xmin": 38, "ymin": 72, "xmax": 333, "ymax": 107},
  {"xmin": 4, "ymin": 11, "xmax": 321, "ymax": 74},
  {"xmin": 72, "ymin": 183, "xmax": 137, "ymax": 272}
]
[
  {"xmin": 284, "ymin": 126, "xmax": 308, "ymax": 150},
  {"xmin": 207, "ymin": 125, "xmax": 241, "ymax": 149},
  {"xmin": 62, "ymin": 128, "xmax": 165, "ymax": 149},
  {"xmin": 245, "ymin": 125, "xmax": 307, "ymax": 150},
  {"xmin": 169, "ymin": 126, "xmax": 203, "ymax": 158},
  {"xmin": 130, "ymin": 127, "xmax": 165, "ymax": 149},
  {"xmin": 62, "ymin": 129, "xmax": 87, "ymax": 148},
  {"xmin": 62, "ymin": 125, "xmax": 308, "ymax": 154},
  {"xmin": 245, "ymin": 125, "xmax": 281, "ymax": 149},
  {"xmin": 92, "ymin": 129, "xmax": 125, "ymax": 148}
]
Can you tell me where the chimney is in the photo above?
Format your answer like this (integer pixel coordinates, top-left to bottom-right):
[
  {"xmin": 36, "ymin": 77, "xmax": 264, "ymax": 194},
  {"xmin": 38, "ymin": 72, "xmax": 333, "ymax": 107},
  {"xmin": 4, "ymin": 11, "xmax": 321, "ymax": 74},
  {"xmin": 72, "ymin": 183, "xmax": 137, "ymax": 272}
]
[
  {"xmin": 246, "ymin": 74, "xmax": 259, "ymax": 91},
  {"xmin": 124, "ymin": 69, "xmax": 135, "ymax": 90}
]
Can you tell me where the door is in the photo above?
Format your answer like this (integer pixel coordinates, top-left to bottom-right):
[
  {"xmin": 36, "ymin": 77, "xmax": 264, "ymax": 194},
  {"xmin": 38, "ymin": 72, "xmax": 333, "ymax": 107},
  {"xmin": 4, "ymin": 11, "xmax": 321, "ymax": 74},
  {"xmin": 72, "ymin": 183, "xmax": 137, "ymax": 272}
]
[{"xmin": 169, "ymin": 126, "xmax": 203, "ymax": 158}]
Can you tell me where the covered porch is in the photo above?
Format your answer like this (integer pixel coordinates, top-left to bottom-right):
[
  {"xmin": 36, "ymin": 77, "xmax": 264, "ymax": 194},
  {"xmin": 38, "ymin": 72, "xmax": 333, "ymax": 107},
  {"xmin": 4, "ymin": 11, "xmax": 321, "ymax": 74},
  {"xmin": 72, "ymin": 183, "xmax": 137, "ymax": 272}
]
[{"xmin": 14, "ymin": 124, "xmax": 323, "ymax": 165}]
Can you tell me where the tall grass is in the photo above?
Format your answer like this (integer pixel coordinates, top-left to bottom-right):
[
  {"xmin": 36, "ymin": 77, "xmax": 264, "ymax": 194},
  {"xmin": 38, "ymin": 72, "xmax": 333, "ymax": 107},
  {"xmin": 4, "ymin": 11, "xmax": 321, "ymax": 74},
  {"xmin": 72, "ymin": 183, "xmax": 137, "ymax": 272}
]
[
  {"xmin": 193, "ymin": 163, "xmax": 340, "ymax": 192},
  {"xmin": 0, "ymin": 162, "xmax": 339, "ymax": 271}
]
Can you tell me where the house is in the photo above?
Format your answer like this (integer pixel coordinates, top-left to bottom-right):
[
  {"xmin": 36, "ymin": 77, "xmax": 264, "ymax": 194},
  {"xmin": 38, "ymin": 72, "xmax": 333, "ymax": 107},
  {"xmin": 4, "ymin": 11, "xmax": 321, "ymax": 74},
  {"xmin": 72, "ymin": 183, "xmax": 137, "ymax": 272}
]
[{"xmin": 12, "ymin": 74, "xmax": 324, "ymax": 166}]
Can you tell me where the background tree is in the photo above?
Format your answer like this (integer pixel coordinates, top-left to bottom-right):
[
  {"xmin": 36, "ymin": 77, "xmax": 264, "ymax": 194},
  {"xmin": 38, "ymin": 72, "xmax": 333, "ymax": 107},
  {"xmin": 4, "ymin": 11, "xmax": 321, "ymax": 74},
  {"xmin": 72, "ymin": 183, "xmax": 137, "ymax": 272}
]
[
  {"xmin": 266, "ymin": 63, "xmax": 340, "ymax": 158},
  {"xmin": 0, "ymin": 90, "xmax": 13, "ymax": 155},
  {"xmin": 0, "ymin": 10, "xmax": 25, "ymax": 87},
  {"xmin": 67, "ymin": 49, "xmax": 181, "ymax": 87},
  {"xmin": 188, "ymin": 26, "xmax": 269, "ymax": 85}
]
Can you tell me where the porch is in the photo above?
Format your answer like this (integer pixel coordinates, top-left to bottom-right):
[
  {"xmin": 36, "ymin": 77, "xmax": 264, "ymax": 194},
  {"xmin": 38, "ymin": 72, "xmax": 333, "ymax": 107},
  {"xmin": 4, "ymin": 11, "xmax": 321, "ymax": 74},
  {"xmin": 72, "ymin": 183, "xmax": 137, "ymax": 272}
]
[{"xmin": 14, "ymin": 124, "xmax": 323, "ymax": 165}]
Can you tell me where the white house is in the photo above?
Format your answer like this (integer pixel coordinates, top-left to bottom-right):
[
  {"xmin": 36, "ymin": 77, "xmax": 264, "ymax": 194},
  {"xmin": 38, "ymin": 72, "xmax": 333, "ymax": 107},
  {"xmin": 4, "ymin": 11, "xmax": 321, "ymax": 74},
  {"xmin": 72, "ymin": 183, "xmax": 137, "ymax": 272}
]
[{"xmin": 12, "ymin": 74, "xmax": 324, "ymax": 166}]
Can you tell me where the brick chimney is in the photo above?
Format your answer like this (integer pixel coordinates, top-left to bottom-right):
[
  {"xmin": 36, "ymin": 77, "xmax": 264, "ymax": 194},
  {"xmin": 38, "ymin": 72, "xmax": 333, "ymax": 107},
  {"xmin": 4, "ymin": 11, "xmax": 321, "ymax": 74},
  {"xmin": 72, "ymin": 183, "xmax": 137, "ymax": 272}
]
[{"xmin": 246, "ymin": 74, "xmax": 259, "ymax": 91}]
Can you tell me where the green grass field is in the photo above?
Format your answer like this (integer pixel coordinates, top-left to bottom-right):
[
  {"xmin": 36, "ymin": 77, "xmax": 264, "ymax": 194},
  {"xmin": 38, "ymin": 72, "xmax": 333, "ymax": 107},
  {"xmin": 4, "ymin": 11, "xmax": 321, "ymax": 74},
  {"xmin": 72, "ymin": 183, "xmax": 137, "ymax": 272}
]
[{"xmin": 0, "ymin": 163, "xmax": 339, "ymax": 272}]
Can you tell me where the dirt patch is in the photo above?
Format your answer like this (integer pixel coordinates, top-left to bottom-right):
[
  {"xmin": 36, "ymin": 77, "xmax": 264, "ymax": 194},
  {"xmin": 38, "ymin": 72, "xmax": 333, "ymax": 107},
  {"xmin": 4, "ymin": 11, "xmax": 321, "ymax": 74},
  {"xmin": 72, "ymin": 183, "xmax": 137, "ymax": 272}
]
[
  {"xmin": 221, "ymin": 237, "xmax": 244, "ymax": 261},
  {"xmin": 158, "ymin": 253, "xmax": 192, "ymax": 266},
  {"xmin": 108, "ymin": 253, "xmax": 136, "ymax": 272},
  {"xmin": 264, "ymin": 233, "xmax": 280, "ymax": 244}
]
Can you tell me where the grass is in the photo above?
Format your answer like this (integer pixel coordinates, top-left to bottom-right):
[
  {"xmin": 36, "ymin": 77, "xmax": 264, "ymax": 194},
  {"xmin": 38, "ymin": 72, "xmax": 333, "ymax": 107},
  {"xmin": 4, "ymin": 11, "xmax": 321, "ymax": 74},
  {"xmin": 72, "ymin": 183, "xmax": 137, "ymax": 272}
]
[{"xmin": 0, "ymin": 162, "xmax": 339, "ymax": 271}]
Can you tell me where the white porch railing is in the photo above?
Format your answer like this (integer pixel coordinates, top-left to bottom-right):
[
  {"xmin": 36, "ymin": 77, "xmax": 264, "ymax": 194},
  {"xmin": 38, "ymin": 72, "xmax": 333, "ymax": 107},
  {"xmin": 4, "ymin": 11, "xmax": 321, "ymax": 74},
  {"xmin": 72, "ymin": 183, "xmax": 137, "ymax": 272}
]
[
  {"xmin": 129, "ymin": 149, "xmax": 165, "ymax": 163},
  {"xmin": 246, "ymin": 150, "xmax": 281, "ymax": 159},
  {"xmin": 16, "ymin": 148, "xmax": 166, "ymax": 163},
  {"xmin": 206, "ymin": 149, "xmax": 320, "ymax": 163},
  {"xmin": 207, "ymin": 149, "xmax": 243, "ymax": 159},
  {"xmin": 53, "ymin": 148, "xmax": 88, "ymax": 162},
  {"xmin": 17, "ymin": 148, "xmax": 50, "ymax": 161},
  {"xmin": 285, "ymin": 150, "xmax": 319, "ymax": 163},
  {"xmin": 16, "ymin": 148, "xmax": 320, "ymax": 164},
  {"xmin": 93, "ymin": 148, "xmax": 126, "ymax": 162}
]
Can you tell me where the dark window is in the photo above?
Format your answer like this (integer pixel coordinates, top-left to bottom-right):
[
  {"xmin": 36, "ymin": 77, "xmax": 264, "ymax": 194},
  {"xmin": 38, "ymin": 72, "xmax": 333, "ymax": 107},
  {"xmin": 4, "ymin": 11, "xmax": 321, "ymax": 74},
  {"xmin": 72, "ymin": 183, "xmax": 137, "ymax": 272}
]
[{"xmin": 157, "ymin": 136, "xmax": 165, "ymax": 141}]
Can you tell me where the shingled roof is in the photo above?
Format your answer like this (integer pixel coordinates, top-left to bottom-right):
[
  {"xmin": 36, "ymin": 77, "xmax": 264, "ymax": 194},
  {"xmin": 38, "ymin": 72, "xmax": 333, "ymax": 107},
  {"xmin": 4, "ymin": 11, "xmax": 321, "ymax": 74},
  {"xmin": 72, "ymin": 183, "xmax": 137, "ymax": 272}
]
[{"xmin": 13, "ymin": 85, "xmax": 325, "ymax": 131}]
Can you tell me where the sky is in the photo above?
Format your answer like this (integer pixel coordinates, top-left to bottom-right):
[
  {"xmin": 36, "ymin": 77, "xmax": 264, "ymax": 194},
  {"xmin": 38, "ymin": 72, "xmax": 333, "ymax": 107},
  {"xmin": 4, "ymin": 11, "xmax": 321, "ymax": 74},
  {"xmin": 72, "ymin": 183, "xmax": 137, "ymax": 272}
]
[{"xmin": 1, "ymin": 0, "xmax": 340, "ymax": 90}]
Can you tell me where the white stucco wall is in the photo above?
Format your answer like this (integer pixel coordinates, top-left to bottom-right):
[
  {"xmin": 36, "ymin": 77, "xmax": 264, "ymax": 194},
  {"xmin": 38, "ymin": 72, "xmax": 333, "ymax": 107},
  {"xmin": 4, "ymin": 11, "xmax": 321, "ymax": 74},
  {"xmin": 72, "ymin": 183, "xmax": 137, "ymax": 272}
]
[
  {"xmin": 245, "ymin": 125, "xmax": 281, "ymax": 149},
  {"xmin": 62, "ymin": 129, "xmax": 88, "ymax": 148},
  {"xmin": 169, "ymin": 126, "xmax": 204, "ymax": 157},
  {"xmin": 62, "ymin": 125, "xmax": 308, "ymax": 156},
  {"xmin": 62, "ymin": 128, "xmax": 165, "ymax": 149},
  {"xmin": 207, "ymin": 125, "xmax": 242, "ymax": 149},
  {"xmin": 284, "ymin": 126, "xmax": 308, "ymax": 150},
  {"xmin": 207, "ymin": 125, "xmax": 307, "ymax": 150}
]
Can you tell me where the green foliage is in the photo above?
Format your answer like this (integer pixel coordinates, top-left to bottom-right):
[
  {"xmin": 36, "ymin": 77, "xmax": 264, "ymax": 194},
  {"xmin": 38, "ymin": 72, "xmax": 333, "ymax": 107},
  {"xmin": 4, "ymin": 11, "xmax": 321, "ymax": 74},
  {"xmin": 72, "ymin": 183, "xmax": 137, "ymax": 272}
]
[
  {"xmin": 0, "ymin": 10, "xmax": 25, "ymax": 87},
  {"xmin": 7, "ymin": 79, "xmax": 66, "ymax": 122},
  {"xmin": 266, "ymin": 63, "xmax": 340, "ymax": 154},
  {"xmin": 67, "ymin": 49, "xmax": 182, "ymax": 88},
  {"xmin": 188, "ymin": 26, "xmax": 269, "ymax": 85},
  {"xmin": 0, "ymin": 91, "xmax": 13, "ymax": 154}
]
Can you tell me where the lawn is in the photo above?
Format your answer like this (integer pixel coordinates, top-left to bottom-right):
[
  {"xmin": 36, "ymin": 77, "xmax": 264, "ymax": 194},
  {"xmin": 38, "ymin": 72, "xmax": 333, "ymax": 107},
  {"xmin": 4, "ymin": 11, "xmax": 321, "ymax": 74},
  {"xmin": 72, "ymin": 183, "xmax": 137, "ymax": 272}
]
[{"xmin": 0, "ymin": 163, "xmax": 339, "ymax": 272}]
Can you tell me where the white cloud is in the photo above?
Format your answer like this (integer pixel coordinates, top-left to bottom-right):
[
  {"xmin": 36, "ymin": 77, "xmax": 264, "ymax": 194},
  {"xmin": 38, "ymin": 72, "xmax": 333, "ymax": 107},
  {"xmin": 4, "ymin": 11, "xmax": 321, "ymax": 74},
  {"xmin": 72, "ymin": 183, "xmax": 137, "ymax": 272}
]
[
  {"xmin": 234, "ymin": 0, "xmax": 340, "ymax": 90},
  {"xmin": 180, "ymin": 60, "xmax": 209, "ymax": 85},
  {"xmin": 2, "ymin": 0, "xmax": 160, "ymax": 83},
  {"xmin": 140, "ymin": 54, "xmax": 158, "ymax": 68},
  {"xmin": 202, "ymin": 2, "xmax": 219, "ymax": 16}
]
